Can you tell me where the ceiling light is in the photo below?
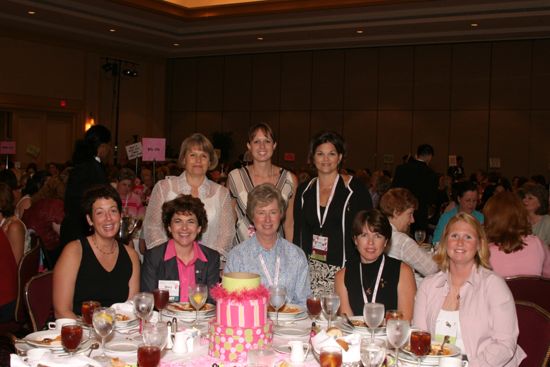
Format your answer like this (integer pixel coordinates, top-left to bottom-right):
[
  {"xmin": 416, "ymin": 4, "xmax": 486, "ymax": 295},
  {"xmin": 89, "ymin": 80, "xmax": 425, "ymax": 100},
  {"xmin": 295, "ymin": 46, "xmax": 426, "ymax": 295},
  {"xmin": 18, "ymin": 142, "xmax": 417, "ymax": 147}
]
[
  {"xmin": 470, "ymin": 23, "xmax": 479, "ymax": 27},
  {"xmin": 173, "ymin": 43, "xmax": 180, "ymax": 47},
  {"xmin": 257, "ymin": 37, "xmax": 263, "ymax": 41},
  {"xmin": 356, "ymin": 30, "xmax": 364, "ymax": 34},
  {"xmin": 109, "ymin": 28, "xmax": 116, "ymax": 32},
  {"xmin": 27, "ymin": 10, "xmax": 36, "ymax": 15}
]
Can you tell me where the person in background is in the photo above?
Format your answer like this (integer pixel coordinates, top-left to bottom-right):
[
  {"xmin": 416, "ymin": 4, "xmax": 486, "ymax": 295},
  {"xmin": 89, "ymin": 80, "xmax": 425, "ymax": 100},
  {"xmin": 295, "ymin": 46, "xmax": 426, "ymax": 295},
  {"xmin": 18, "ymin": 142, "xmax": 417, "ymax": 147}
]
[
  {"xmin": 53, "ymin": 185, "xmax": 140, "ymax": 318},
  {"xmin": 0, "ymin": 230, "xmax": 17, "ymax": 322},
  {"xmin": 0, "ymin": 183, "xmax": 28, "ymax": 264},
  {"xmin": 433, "ymin": 181, "xmax": 483, "ymax": 244},
  {"xmin": 141, "ymin": 195, "xmax": 220, "ymax": 304},
  {"xmin": 293, "ymin": 131, "xmax": 372, "ymax": 296},
  {"xmin": 144, "ymin": 133, "xmax": 235, "ymax": 257},
  {"xmin": 226, "ymin": 183, "xmax": 311, "ymax": 306},
  {"xmin": 59, "ymin": 125, "xmax": 111, "ymax": 254},
  {"xmin": 228, "ymin": 123, "xmax": 297, "ymax": 244},
  {"xmin": 392, "ymin": 144, "xmax": 438, "ymax": 234},
  {"xmin": 379, "ymin": 188, "xmax": 439, "ymax": 279},
  {"xmin": 16, "ymin": 170, "xmax": 50, "ymax": 218},
  {"xmin": 413, "ymin": 213, "xmax": 526, "ymax": 367},
  {"xmin": 116, "ymin": 167, "xmax": 145, "ymax": 218},
  {"xmin": 335, "ymin": 209, "xmax": 416, "ymax": 320},
  {"xmin": 518, "ymin": 182, "xmax": 550, "ymax": 246},
  {"xmin": 483, "ymin": 191, "xmax": 550, "ymax": 277}
]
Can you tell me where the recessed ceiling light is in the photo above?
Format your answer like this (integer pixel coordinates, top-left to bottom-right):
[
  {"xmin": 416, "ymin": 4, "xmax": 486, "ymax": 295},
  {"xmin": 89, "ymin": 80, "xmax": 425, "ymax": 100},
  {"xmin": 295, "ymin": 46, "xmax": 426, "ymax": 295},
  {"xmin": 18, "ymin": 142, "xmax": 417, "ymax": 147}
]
[
  {"xmin": 173, "ymin": 43, "xmax": 180, "ymax": 47},
  {"xmin": 257, "ymin": 37, "xmax": 263, "ymax": 41},
  {"xmin": 27, "ymin": 10, "xmax": 36, "ymax": 15},
  {"xmin": 356, "ymin": 30, "xmax": 364, "ymax": 34},
  {"xmin": 470, "ymin": 23, "xmax": 479, "ymax": 27},
  {"xmin": 109, "ymin": 28, "xmax": 116, "ymax": 32}
]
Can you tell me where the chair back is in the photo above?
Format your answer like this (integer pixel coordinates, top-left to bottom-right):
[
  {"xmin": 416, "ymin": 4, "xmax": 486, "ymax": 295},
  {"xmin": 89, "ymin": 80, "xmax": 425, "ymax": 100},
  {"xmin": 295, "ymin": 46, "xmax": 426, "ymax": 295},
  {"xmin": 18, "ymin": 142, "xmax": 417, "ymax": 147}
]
[
  {"xmin": 515, "ymin": 300, "xmax": 550, "ymax": 367},
  {"xmin": 14, "ymin": 243, "xmax": 41, "ymax": 322},
  {"xmin": 24, "ymin": 271, "xmax": 53, "ymax": 332},
  {"xmin": 506, "ymin": 276, "xmax": 550, "ymax": 312}
]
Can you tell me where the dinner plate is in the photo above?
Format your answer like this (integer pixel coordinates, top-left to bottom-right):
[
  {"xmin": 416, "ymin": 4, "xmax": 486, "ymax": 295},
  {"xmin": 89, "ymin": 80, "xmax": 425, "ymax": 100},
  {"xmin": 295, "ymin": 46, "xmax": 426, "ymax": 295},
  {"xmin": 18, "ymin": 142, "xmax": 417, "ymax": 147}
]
[
  {"xmin": 347, "ymin": 316, "xmax": 386, "ymax": 336},
  {"xmin": 165, "ymin": 302, "xmax": 216, "ymax": 314},
  {"xmin": 399, "ymin": 343, "xmax": 461, "ymax": 366},
  {"xmin": 111, "ymin": 303, "xmax": 139, "ymax": 328},
  {"xmin": 104, "ymin": 340, "xmax": 139, "ymax": 356},
  {"xmin": 273, "ymin": 326, "xmax": 310, "ymax": 337},
  {"xmin": 24, "ymin": 330, "xmax": 63, "ymax": 349},
  {"xmin": 273, "ymin": 343, "xmax": 292, "ymax": 354}
]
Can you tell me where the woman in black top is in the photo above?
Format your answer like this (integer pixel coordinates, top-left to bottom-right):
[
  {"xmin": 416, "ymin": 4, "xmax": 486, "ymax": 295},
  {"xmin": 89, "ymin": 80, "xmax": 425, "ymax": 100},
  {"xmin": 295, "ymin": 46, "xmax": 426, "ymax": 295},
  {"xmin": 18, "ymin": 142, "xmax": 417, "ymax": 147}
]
[
  {"xmin": 53, "ymin": 185, "xmax": 141, "ymax": 318},
  {"xmin": 293, "ymin": 131, "xmax": 372, "ymax": 296},
  {"xmin": 335, "ymin": 209, "xmax": 416, "ymax": 320}
]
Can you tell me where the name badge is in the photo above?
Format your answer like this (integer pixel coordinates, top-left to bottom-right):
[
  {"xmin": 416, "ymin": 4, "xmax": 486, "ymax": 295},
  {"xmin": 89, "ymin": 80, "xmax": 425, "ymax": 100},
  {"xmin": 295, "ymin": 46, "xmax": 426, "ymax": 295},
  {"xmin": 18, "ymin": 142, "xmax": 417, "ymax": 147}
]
[
  {"xmin": 435, "ymin": 318, "xmax": 459, "ymax": 345},
  {"xmin": 311, "ymin": 234, "xmax": 328, "ymax": 262},
  {"xmin": 158, "ymin": 280, "xmax": 180, "ymax": 302}
]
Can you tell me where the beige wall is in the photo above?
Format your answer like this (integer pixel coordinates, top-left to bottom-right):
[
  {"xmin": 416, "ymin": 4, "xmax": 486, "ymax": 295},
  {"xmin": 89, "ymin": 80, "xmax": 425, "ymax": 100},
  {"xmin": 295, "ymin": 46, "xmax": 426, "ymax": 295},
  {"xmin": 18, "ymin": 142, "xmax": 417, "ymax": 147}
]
[
  {"xmin": 166, "ymin": 39, "xmax": 550, "ymax": 180},
  {"xmin": 0, "ymin": 36, "xmax": 166, "ymax": 168}
]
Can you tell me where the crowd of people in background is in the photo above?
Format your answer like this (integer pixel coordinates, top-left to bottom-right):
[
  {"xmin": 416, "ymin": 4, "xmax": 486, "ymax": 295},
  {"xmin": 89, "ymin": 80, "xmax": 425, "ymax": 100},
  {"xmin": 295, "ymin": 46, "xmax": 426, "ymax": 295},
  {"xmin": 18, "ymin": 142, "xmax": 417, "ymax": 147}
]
[{"xmin": 0, "ymin": 123, "xmax": 549, "ymax": 366}]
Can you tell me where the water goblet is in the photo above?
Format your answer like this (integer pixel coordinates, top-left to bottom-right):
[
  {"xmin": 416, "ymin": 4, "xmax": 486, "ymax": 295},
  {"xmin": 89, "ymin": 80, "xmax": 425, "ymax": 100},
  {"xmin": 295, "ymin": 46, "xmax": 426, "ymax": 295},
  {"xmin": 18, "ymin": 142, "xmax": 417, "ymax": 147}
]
[
  {"xmin": 386, "ymin": 319, "xmax": 410, "ymax": 366},
  {"xmin": 410, "ymin": 330, "xmax": 431, "ymax": 367},
  {"xmin": 61, "ymin": 324, "xmax": 83, "ymax": 356},
  {"xmin": 133, "ymin": 292, "xmax": 154, "ymax": 333},
  {"xmin": 92, "ymin": 307, "xmax": 116, "ymax": 365},
  {"xmin": 142, "ymin": 322, "xmax": 168, "ymax": 350},
  {"xmin": 306, "ymin": 295, "xmax": 322, "ymax": 322},
  {"xmin": 363, "ymin": 302, "xmax": 385, "ymax": 342},
  {"xmin": 360, "ymin": 338, "xmax": 386, "ymax": 367},
  {"xmin": 269, "ymin": 285, "xmax": 287, "ymax": 327},
  {"xmin": 414, "ymin": 230, "xmax": 426, "ymax": 245},
  {"xmin": 321, "ymin": 293, "xmax": 340, "ymax": 330},
  {"xmin": 152, "ymin": 289, "xmax": 169, "ymax": 322},
  {"xmin": 188, "ymin": 284, "xmax": 208, "ymax": 327}
]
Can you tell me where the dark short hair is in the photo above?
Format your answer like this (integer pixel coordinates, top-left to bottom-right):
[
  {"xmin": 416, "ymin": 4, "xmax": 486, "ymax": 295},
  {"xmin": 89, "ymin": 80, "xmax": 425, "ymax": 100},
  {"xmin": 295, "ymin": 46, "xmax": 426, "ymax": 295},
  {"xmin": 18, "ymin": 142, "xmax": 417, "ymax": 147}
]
[
  {"xmin": 82, "ymin": 185, "xmax": 122, "ymax": 218},
  {"xmin": 117, "ymin": 167, "xmax": 136, "ymax": 182},
  {"xmin": 518, "ymin": 183, "xmax": 549, "ymax": 215},
  {"xmin": 416, "ymin": 144, "xmax": 434, "ymax": 157},
  {"xmin": 84, "ymin": 125, "xmax": 111, "ymax": 154},
  {"xmin": 162, "ymin": 195, "xmax": 208, "ymax": 239},
  {"xmin": 308, "ymin": 131, "xmax": 346, "ymax": 167},
  {"xmin": 246, "ymin": 183, "xmax": 286, "ymax": 222},
  {"xmin": 352, "ymin": 209, "xmax": 392, "ymax": 242},
  {"xmin": 0, "ymin": 169, "xmax": 18, "ymax": 191},
  {"xmin": 0, "ymin": 183, "xmax": 15, "ymax": 217},
  {"xmin": 248, "ymin": 123, "xmax": 276, "ymax": 144},
  {"xmin": 178, "ymin": 133, "xmax": 218, "ymax": 171},
  {"xmin": 452, "ymin": 181, "xmax": 478, "ymax": 203}
]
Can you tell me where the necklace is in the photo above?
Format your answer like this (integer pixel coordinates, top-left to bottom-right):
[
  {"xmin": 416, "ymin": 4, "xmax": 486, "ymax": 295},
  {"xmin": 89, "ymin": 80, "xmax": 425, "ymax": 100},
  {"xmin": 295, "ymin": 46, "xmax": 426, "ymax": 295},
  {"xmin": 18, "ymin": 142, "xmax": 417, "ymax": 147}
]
[{"xmin": 91, "ymin": 235, "xmax": 117, "ymax": 255}]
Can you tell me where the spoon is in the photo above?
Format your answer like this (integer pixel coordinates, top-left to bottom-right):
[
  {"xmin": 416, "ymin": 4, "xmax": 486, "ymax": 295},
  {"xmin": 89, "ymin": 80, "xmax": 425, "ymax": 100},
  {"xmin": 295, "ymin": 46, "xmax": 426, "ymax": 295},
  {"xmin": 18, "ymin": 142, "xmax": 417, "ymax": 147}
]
[
  {"xmin": 438, "ymin": 335, "xmax": 450, "ymax": 355},
  {"xmin": 87, "ymin": 342, "xmax": 100, "ymax": 357}
]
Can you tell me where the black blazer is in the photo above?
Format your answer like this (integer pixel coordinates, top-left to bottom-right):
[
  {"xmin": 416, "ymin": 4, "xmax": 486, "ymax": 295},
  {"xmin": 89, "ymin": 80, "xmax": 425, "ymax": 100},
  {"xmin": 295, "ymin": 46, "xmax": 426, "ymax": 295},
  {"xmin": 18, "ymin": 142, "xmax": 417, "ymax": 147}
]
[{"xmin": 140, "ymin": 241, "xmax": 221, "ymax": 304}]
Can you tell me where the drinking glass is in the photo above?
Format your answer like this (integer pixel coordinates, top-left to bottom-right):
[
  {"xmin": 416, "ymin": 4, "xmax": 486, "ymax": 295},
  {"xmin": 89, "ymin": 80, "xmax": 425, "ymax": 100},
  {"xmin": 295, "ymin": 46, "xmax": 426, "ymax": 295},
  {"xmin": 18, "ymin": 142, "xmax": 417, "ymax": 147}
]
[
  {"xmin": 133, "ymin": 292, "xmax": 154, "ymax": 332},
  {"xmin": 81, "ymin": 300, "xmax": 101, "ymax": 338},
  {"xmin": 410, "ymin": 330, "xmax": 431, "ymax": 367},
  {"xmin": 414, "ymin": 230, "xmax": 426, "ymax": 244},
  {"xmin": 92, "ymin": 307, "xmax": 116, "ymax": 365},
  {"xmin": 386, "ymin": 319, "xmax": 410, "ymax": 366},
  {"xmin": 137, "ymin": 344, "xmax": 161, "ymax": 367},
  {"xmin": 61, "ymin": 324, "xmax": 83, "ymax": 355},
  {"xmin": 321, "ymin": 293, "xmax": 340, "ymax": 330},
  {"xmin": 142, "ymin": 322, "xmax": 168, "ymax": 350},
  {"xmin": 363, "ymin": 302, "xmax": 385, "ymax": 342},
  {"xmin": 360, "ymin": 338, "xmax": 386, "ymax": 367},
  {"xmin": 306, "ymin": 295, "xmax": 322, "ymax": 322},
  {"xmin": 188, "ymin": 284, "xmax": 208, "ymax": 327},
  {"xmin": 385, "ymin": 309, "xmax": 404, "ymax": 326},
  {"xmin": 268, "ymin": 286, "xmax": 287, "ymax": 327},
  {"xmin": 319, "ymin": 345, "xmax": 342, "ymax": 367},
  {"xmin": 152, "ymin": 289, "xmax": 169, "ymax": 322}
]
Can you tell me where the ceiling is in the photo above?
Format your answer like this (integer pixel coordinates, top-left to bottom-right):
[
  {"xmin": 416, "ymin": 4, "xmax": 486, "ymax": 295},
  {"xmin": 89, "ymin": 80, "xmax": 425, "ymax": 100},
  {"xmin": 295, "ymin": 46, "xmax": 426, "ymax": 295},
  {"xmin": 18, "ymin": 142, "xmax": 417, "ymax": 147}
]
[{"xmin": 0, "ymin": 0, "xmax": 549, "ymax": 58}]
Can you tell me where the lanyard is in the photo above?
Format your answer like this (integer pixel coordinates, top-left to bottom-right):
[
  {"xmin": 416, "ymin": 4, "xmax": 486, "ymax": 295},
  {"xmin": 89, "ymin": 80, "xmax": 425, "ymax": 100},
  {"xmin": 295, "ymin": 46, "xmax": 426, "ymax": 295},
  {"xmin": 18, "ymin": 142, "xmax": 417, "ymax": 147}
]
[
  {"xmin": 315, "ymin": 175, "xmax": 340, "ymax": 229},
  {"xmin": 259, "ymin": 254, "xmax": 280, "ymax": 287},
  {"xmin": 360, "ymin": 255, "xmax": 385, "ymax": 304}
]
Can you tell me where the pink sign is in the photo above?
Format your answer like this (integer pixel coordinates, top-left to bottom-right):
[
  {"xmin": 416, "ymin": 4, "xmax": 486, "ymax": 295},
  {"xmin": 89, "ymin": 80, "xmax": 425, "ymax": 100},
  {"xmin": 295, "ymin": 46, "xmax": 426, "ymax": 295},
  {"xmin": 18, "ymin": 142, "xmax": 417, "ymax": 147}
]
[
  {"xmin": 0, "ymin": 141, "xmax": 16, "ymax": 155},
  {"xmin": 142, "ymin": 138, "xmax": 166, "ymax": 162}
]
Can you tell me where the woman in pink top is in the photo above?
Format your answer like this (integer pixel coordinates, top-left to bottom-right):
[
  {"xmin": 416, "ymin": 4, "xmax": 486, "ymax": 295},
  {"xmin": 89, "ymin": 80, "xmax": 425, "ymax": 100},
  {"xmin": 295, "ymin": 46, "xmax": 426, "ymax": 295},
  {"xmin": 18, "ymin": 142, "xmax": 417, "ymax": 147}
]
[
  {"xmin": 483, "ymin": 191, "xmax": 550, "ymax": 278},
  {"xmin": 413, "ymin": 213, "xmax": 526, "ymax": 367}
]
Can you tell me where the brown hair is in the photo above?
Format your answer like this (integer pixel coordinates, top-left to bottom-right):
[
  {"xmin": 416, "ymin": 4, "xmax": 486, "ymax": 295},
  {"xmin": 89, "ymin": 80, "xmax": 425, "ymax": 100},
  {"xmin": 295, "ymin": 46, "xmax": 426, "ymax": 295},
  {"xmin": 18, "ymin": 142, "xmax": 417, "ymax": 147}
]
[
  {"xmin": 379, "ymin": 188, "xmax": 418, "ymax": 218},
  {"xmin": 518, "ymin": 183, "xmax": 548, "ymax": 215},
  {"xmin": 0, "ymin": 183, "xmax": 15, "ymax": 217},
  {"xmin": 352, "ymin": 209, "xmax": 392, "ymax": 243},
  {"xmin": 178, "ymin": 133, "xmax": 218, "ymax": 171},
  {"xmin": 161, "ymin": 195, "xmax": 208, "ymax": 239},
  {"xmin": 246, "ymin": 183, "xmax": 285, "ymax": 222},
  {"xmin": 248, "ymin": 123, "xmax": 276, "ymax": 144},
  {"xmin": 433, "ymin": 212, "xmax": 491, "ymax": 271},
  {"xmin": 483, "ymin": 191, "xmax": 531, "ymax": 253}
]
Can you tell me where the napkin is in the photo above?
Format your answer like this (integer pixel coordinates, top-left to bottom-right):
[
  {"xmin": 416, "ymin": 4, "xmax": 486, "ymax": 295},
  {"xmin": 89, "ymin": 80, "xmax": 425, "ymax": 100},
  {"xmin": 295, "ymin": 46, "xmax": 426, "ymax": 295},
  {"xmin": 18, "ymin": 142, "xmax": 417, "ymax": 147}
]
[
  {"xmin": 311, "ymin": 330, "xmax": 361, "ymax": 363},
  {"xmin": 11, "ymin": 353, "xmax": 102, "ymax": 367}
]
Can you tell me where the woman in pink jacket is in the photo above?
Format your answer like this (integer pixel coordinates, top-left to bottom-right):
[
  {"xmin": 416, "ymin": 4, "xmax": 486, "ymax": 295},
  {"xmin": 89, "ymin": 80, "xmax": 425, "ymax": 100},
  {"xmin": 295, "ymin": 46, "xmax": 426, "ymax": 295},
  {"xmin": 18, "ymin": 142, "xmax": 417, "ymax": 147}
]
[{"xmin": 413, "ymin": 213, "xmax": 526, "ymax": 367}]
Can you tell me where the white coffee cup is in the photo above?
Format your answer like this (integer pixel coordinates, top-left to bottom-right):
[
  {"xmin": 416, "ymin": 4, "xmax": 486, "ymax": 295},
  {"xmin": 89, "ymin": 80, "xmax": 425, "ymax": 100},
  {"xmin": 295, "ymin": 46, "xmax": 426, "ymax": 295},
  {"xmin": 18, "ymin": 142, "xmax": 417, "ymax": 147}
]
[
  {"xmin": 439, "ymin": 357, "xmax": 468, "ymax": 367},
  {"xmin": 172, "ymin": 331, "xmax": 189, "ymax": 354},
  {"xmin": 47, "ymin": 318, "xmax": 76, "ymax": 331},
  {"xmin": 289, "ymin": 340, "xmax": 310, "ymax": 363},
  {"xmin": 26, "ymin": 348, "xmax": 51, "ymax": 362}
]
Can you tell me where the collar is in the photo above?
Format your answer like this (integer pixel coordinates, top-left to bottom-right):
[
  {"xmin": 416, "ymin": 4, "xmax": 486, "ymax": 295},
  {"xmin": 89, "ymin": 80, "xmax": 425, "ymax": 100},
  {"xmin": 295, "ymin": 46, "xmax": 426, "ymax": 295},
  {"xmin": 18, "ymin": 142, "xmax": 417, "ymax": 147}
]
[
  {"xmin": 180, "ymin": 172, "xmax": 211, "ymax": 197},
  {"xmin": 164, "ymin": 239, "xmax": 208, "ymax": 264},
  {"xmin": 435, "ymin": 264, "xmax": 481, "ymax": 289},
  {"xmin": 252, "ymin": 234, "xmax": 280, "ymax": 254}
]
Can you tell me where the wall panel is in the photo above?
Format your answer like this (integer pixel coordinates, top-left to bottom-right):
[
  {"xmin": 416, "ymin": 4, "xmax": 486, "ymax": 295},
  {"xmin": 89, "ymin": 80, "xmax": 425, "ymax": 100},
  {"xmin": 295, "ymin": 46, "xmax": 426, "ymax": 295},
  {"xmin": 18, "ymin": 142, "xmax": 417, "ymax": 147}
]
[
  {"xmin": 343, "ymin": 111, "xmax": 377, "ymax": 170},
  {"xmin": 451, "ymin": 43, "xmax": 491, "ymax": 110},
  {"xmin": 414, "ymin": 45, "xmax": 451, "ymax": 110},
  {"xmin": 252, "ymin": 54, "xmax": 281, "ymax": 111},
  {"xmin": 491, "ymin": 41, "xmax": 531, "ymax": 109},
  {"xmin": 224, "ymin": 55, "xmax": 252, "ymax": 111},
  {"xmin": 196, "ymin": 57, "xmax": 224, "ymax": 111},
  {"xmin": 377, "ymin": 111, "xmax": 412, "ymax": 171},
  {"xmin": 531, "ymin": 39, "xmax": 550, "ymax": 110},
  {"xmin": 344, "ymin": 49, "xmax": 379, "ymax": 110},
  {"xmin": 378, "ymin": 47, "xmax": 414, "ymax": 110},
  {"xmin": 489, "ymin": 110, "xmax": 530, "ymax": 177},
  {"xmin": 449, "ymin": 111, "xmax": 489, "ymax": 174},
  {"xmin": 311, "ymin": 50, "xmax": 345, "ymax": 110},
  {"xmin": 280, "ymin": 52, "xmax": 312, "ymax": 110}
]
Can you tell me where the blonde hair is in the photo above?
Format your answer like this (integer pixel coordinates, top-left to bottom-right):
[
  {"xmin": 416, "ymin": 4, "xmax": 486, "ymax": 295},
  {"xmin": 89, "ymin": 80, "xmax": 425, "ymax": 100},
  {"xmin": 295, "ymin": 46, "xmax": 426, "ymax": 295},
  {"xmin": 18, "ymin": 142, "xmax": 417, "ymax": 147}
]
[
  {"xmin": 433, "ymin": 212, "xmax": 491, "ymax": 271},
  {"xmin": 178, "ymin": 133, "xmax": 218, "ymax": 171}
]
